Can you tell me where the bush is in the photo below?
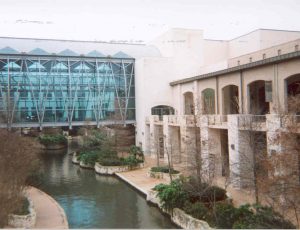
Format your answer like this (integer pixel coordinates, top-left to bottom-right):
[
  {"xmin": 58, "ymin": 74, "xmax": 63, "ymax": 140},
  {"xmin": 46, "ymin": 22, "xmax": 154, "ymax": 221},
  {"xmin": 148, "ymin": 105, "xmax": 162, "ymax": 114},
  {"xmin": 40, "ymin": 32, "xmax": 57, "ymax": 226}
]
[
  {"xmin": 39, "ymin": 134, "xmax": 67, "ymax": 146},
  {"xmin": 232, "ymin": 204, "xmax": 295, "ymax": 229},
  {"xmin": 213, "ymin": 203, "xmax": 239, "ymax": 228},
  {"xmin": 154, "ymin": 180, "xmax": 188, "ymax": 212},
  {"xmin": 98, "ymin": 157, "xmax": 124, "ymax": 166},
  {"xmin": 78, "ymin": 151, "xmax": 99, "ymax": 166},
  {"xmin": 129, "ymin": 145, "xmax": 144, "ymax": 161},
  {"xmin": 151, "ymin": 166, "xmax": 179, "ymax": 174},
  {"xmin": 182, "ymin": 177, "xmax": 227, "ymax": 203},
  {"xmin": 183, "ymin": 201, "xmax": 208, "ymax": 220}
]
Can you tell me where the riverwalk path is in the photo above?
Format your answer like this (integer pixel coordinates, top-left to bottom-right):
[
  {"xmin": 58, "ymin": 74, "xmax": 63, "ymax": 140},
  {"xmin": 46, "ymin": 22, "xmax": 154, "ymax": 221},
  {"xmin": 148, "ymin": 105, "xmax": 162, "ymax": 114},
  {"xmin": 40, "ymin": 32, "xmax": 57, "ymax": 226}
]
[
  {"xmin": 116, "ymin": 156, "xmax": 256, "ymax": 206},
  {"xmin": 26, "ymin": 186, "xmax": 68, "ymax": 229}
]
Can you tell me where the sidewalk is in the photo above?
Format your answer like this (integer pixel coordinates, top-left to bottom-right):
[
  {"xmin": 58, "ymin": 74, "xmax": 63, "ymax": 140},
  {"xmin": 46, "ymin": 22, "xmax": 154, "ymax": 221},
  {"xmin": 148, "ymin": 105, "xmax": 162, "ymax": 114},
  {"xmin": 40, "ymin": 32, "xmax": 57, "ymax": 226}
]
[{"xmin": 26, "ymin": 186, "xmax": 68, "ymax": 229}]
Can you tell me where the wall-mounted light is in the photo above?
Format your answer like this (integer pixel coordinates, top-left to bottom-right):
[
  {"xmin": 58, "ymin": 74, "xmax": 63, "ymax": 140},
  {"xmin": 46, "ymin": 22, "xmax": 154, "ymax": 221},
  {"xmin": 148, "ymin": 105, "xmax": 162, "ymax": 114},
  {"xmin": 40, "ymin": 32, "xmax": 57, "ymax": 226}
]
[{"xmin": 231, "ymin": 144, "xmax": 235, "ymax": 150}]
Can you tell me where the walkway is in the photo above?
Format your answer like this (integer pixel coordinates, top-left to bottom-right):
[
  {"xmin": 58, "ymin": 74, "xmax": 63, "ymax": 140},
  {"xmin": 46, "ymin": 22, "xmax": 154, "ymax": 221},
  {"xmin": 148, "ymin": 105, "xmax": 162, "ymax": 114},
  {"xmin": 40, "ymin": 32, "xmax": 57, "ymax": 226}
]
[
  {"xmin": 116, "ymin": 156, "xmax": 255, "ymax": 206},
  {"xmin": 26, "ymin": 186, "xmax": 68, "ymax": 229}
]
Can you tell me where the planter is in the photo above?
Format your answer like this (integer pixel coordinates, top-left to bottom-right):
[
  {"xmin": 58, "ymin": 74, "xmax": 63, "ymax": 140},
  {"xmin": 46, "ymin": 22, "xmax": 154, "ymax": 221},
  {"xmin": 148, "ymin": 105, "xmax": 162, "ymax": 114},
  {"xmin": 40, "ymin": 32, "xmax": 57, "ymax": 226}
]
[
  {"xmin": 95, "ymin": 162, "xmax": 144, "ymax": 175},
  {"xmin": 148, "ymin": 170, "xmax": 181, "ymax": 181},
  {"xmin": 172, "ymin": 208, "xmax": 212, "ymax": 229},
  {"xmin": 79, "ymin": 161, "xmax": 95, "ymax": 169},
  {"xmin": 8, "ymin": 197, "xmax": 36, "ymax": 228},
  {"xmin": 44, "ymin": 143, "xmax": 67, "ymax": 150}
]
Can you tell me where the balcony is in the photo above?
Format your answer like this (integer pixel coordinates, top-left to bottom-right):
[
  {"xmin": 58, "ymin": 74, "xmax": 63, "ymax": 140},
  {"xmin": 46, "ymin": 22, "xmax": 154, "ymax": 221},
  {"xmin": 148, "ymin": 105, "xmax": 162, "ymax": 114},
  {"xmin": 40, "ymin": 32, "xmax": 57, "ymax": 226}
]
[
  {"xmin": 238, "ymin": 115, "xmax": 266, "ymax": 131},
  {"xmin": 207, "ymin": 115, "xmax": 228, "ymax": 129}
]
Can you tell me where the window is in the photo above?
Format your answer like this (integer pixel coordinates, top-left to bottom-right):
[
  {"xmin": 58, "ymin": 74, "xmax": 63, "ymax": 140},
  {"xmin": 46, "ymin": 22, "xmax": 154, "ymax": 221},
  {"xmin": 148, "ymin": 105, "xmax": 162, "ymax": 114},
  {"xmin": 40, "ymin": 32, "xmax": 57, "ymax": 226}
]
[
  {"xmin": 263, "ymin": 53, "xmax": 266, "ymax": 59},
  {"xmin": 295, "ymin": 45, "xmax": 299, "ymax": 52},
  {"xmin": 249, "ymin": 57, "xmax": 252, "ymax": 63},
  {"xmin": 278, "ymin": 49, "xmax": 281, "ymax": 55},
  {"xmin": 237, "ymin": 60, "xmax": 240, "ymax": 66}
]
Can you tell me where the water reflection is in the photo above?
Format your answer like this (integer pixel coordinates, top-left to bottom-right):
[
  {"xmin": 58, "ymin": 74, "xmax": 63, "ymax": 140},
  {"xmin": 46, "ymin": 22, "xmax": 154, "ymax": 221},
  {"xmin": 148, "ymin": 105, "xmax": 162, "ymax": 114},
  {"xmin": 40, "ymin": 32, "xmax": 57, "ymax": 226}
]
[{"xmin": 38, "ymin": 143, "xmax": 176, "ymax": 229}]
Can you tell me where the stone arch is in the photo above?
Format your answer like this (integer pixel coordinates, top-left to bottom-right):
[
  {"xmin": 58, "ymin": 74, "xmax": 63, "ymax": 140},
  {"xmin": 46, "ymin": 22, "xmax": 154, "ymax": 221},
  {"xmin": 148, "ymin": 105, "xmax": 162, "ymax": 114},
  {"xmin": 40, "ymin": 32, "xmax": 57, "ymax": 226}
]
[
  {"xmin": 201, "ymin": 88, "xmax": 215, "ymax": 114},
  {"xmin": 248, "ymin": 80, "xmax": 270, "ymax": 115},
  {"xmin": 285, "ymin": 74, "xmax": 300, "ymax": 113},
  {"xmin": 183, "ymin": 92, "xmax": 194, "ymax": 115},
  {"xmin": 151, "ymin": 105, "xmax": 175, "ymax": 118},
  {"xmin": 222, "ymin": 85, "xmax": 239, "ymax": 115}
]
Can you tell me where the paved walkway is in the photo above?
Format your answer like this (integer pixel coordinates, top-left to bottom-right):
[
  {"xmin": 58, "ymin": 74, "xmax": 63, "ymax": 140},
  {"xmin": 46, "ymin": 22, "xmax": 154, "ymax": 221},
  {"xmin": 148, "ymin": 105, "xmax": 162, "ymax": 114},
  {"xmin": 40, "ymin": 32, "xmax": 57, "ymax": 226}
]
[
  {"xmin": 116, "ymin": 156, "xmax": 256, "ymax": 207},
  {"xmin": 26, "ymin": 186, "xmax": 68, "ymax": 229}
]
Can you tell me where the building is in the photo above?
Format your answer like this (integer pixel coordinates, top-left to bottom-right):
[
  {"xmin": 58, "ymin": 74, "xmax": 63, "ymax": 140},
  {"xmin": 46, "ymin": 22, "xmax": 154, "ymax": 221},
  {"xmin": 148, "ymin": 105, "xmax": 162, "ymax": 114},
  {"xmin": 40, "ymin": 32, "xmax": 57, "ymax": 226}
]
[{"xmin": 0, "ymin": 28, "xmax": 299, "ymax": 187}]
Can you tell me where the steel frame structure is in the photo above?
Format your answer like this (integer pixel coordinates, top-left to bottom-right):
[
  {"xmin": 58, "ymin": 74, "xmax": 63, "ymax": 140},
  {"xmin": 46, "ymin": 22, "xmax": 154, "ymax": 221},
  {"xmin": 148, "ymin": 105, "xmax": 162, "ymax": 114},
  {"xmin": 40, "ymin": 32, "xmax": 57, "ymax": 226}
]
[{"xmin": 0, "ymin": 54, "xmax": 135, "ymax": 129}]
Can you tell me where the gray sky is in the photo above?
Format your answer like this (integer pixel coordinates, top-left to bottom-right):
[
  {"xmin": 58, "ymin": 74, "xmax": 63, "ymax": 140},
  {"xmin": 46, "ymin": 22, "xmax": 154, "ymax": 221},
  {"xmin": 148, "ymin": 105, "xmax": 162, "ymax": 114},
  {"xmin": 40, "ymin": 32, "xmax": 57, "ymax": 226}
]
[{"xmin": 0, "ymin": 0, "xmax": 300, "ymax": 42}]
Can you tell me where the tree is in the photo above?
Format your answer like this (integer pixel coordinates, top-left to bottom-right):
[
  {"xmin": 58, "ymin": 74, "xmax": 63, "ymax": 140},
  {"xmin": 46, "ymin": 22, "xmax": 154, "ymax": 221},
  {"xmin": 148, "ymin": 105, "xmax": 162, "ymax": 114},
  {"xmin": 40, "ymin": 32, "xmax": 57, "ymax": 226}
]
[{"xmin": 0, "ymin": 129, "xmax": 39, "ymax": 227}]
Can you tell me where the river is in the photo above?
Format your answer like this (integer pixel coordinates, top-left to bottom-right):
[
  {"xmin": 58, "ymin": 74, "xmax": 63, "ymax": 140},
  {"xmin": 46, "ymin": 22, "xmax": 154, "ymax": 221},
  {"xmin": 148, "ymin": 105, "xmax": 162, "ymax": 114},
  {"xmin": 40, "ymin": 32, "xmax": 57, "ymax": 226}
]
[{"xmin": 38, "ymin": 142, "xmax": 176, "ymax": 228}]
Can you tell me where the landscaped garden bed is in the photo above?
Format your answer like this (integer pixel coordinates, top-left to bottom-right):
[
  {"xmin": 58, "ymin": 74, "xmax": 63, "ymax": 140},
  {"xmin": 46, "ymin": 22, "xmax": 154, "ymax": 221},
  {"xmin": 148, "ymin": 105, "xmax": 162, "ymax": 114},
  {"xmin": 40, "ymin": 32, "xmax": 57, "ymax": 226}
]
[
  {"xmin": 38, "ymin": 134, "xmax": 68, "ymax": 150},
  {"xmin": 150, "ymin": 177, "xmax": 295, "ymax": 229},
  {"xmin": 73, "ymin": 128, "xmax": 145, "ymax": 174}
]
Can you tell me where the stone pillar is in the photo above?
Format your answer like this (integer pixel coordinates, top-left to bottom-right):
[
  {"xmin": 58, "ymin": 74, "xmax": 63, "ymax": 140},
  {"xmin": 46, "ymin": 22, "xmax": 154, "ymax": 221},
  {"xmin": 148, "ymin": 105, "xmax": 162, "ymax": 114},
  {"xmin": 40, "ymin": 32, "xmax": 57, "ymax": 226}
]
[
  {"xmin": 266, "ymin": 114, "xmax": 282, "ymax": 156},
  {"xmin": 149, "ymin": 115, "xmax": 158, "ymax": 158}
]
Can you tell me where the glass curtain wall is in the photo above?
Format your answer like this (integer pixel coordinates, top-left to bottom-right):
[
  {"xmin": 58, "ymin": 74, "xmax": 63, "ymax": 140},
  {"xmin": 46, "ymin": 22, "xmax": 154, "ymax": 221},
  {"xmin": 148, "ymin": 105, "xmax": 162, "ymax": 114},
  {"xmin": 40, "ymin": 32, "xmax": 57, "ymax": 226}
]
[{"xmin": 0, "ymin": 55, "xmax": 135, "ymax": 128}]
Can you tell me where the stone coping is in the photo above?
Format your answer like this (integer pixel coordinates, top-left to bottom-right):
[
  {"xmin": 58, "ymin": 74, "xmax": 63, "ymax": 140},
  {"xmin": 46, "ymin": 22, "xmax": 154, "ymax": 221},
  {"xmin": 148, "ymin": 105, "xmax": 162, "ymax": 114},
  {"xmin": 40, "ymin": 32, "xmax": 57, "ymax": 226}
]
[{"xmin": 26, "ymin": 186, "xmax": 69, "ymax": 228}]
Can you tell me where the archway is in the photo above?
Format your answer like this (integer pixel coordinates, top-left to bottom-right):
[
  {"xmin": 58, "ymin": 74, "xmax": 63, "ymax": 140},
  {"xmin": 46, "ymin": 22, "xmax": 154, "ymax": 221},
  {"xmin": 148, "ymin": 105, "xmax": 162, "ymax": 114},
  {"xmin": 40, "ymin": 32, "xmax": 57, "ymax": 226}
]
[
  {"xmin": 285, "ymin": 74, "xmax": 300, "ymax": 113},
  {"xmin": 201, "ymin": 88, "xmax": 215, "ymax": 114},
  {"xmin": 222, "ymin": 85, "xmax": 239, "ymax": 115},
  {"xmin": 248, "ymin": 80, "xmax": 270, "ymax": 115},
  {"xmin": 151, "ymin": 105, "xmax": 175, "ymax": 120},
  {"xmin": 183, "ymin": 92, "xmax": 194, "ymax": 115}
]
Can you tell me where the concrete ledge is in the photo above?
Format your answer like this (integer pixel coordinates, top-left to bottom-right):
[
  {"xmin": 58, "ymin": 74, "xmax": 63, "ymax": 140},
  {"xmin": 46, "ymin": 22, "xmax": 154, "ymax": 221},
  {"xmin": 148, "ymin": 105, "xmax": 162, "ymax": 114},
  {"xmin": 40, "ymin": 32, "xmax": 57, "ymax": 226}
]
[
  {"xmin": 95, "ymin": 162, "xmax": 144, "ymax": 175},
  {"xmin": 172, "ymin": 208, "xmax": 212, "ymax": 229},
  {"xmin": 26, "ymin": 186, "xmax": 68, "ymax": 228},
  {"xmin": 79, "ymin": 161, "xmax": 94, "ymax": 169}
]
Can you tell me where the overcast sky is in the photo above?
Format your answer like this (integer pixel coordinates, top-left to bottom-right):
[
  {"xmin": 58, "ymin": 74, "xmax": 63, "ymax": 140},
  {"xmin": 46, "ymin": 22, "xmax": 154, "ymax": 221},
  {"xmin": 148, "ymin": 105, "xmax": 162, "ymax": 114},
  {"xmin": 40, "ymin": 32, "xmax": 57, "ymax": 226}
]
[{"xmin": 0, "ymin": 0, "xmax": 300, "ymax": 42}]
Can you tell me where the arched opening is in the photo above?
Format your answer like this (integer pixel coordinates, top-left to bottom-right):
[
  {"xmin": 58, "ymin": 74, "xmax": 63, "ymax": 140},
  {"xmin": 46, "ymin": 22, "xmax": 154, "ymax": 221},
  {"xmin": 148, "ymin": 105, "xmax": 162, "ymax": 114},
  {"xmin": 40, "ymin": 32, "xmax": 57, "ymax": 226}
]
[
  {"xmin": 184, "ymin": 92, "xmax": 194, "ymax": 115},
  {"xmin": 151, "ymin": 105, "xmax": 175, "ymax": 120},
  {"xmin": 248, "ymin": 80, "xmax": 270, "ymax": 115},
  {"xmin": 222, "ymin": 85, "xmax": 239, "ymax": 115},
  {"xmin": 285, "ymin": 74, "xmax": 300, "ymax": 113},
  {"xmin": 201, "ymin": 88, "xmax": 215, "ymax": 114}
]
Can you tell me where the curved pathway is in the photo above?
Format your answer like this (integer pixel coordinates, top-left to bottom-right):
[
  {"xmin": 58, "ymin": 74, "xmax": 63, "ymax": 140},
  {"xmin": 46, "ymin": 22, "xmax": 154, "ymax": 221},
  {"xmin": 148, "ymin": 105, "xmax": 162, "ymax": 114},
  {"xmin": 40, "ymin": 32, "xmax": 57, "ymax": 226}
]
[{"xmin": 26, "ymin": 186, "xmax": 68, "ymax": 229}]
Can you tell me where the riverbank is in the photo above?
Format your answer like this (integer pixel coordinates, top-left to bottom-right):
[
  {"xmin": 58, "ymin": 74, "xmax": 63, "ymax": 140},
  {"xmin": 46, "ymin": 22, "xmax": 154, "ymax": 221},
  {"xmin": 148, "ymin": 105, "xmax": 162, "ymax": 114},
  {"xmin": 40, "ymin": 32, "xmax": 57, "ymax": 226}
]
[{"xmin": 26, "ymin": 186, "xmax": 68, "ymax": 229}]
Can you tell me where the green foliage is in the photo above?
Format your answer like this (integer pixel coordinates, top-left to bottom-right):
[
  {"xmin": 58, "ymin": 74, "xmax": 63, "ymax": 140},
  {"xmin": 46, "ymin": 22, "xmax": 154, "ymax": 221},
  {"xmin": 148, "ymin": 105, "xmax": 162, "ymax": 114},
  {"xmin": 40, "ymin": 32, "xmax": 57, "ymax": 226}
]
[
  {"xmin": 129, "ymin": 145, "xmax": 144, "ymax": 160},
  {"xmin": 98, "ymin": 157, "xmax": 124, "ymax": 166},
  {"xmin": 39, "ymin": 134, "xmax": 67, "ymax": 146},
  {"xmin": 77, "ymin": 150, "xmax": 99, "ymax": 166},
  {"xmin": 213, "ymin": 203, "xmax": 238, "ymax": 228},
  {"xmin": 154, "ymin": 180, "xmax": 188, "ymax": 212},
  {"xmin": 151, "ymin": 166, "xmax": 179, "ymax": 174},
  {"xmin": 232, "ymin": 204, "xmax": 295, "ymax": 229},
  {"xmin": 182, "ymin": 177, "xmax": 227, "ymax": 203},
  {"xmin": 83, "ymin": 129, "xmax": 107, "ymax": 149},
  {"xmin": 183, "ymin": 201, "xmax": 208, "ymax": 220}
]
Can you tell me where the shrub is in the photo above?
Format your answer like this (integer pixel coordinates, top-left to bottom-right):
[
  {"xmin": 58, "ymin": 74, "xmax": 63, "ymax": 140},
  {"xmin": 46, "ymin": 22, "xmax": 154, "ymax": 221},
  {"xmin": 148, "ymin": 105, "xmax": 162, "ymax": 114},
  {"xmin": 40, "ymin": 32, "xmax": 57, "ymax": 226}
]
[
  {"xmin": 183, "ymin": 201, "xmax": 208, "ymax": 220},
  {"xmin": 213, "ymin": 203, "xmax": 240, "ymax": 228},
  {"xmin": 151, "ymin": 166, "xmax": 179, "ymax": 174},
  {"xmin": 98, "ymin": 157, "xmax": 124, "ymax": 166},
  {"xmin": 154, "ymin": 180, "xmax": 188, "ymax": 212},
  {"xmin": 78, "ymin": 151, "xmax": 99, "ymax": 165},
  {"xmin": 232, "ymin": 204, "xmax": 295, "ymax": 229},
  {"xmin": 182, "ymin": 177, "xmax": 226, "ymax": 203},
  {"xmin": 129, "ymin": 145, "xmax": 144, "ymax": 161},
  {"xmin": 39, "ymin": 134, "xmax": 67, "ymax": 146}
]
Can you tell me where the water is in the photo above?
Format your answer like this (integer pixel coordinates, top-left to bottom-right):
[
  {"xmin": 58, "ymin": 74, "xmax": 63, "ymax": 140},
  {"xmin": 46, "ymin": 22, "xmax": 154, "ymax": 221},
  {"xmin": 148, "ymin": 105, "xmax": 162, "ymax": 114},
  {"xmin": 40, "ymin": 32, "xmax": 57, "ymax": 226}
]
[{"xmin": 38, "ymin": 143, "xmax": 176, "ymax": 229}]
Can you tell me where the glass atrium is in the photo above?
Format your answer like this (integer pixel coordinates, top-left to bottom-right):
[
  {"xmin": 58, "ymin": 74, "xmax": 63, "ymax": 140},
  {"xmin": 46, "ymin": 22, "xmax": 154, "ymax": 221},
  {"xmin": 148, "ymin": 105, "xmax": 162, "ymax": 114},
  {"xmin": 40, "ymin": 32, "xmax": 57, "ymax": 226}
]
[{"xmin": 0, "ymin": 55, "xmax": 135, "ymax": 128}]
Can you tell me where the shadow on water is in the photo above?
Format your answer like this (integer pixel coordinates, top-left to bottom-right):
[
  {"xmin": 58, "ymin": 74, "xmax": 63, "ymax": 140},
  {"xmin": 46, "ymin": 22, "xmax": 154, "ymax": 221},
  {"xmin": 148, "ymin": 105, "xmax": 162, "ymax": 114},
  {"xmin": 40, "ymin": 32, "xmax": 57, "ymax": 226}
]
[{"xmin": 38, "ymin": 140, "xmax": 177, "ymax": 229}]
